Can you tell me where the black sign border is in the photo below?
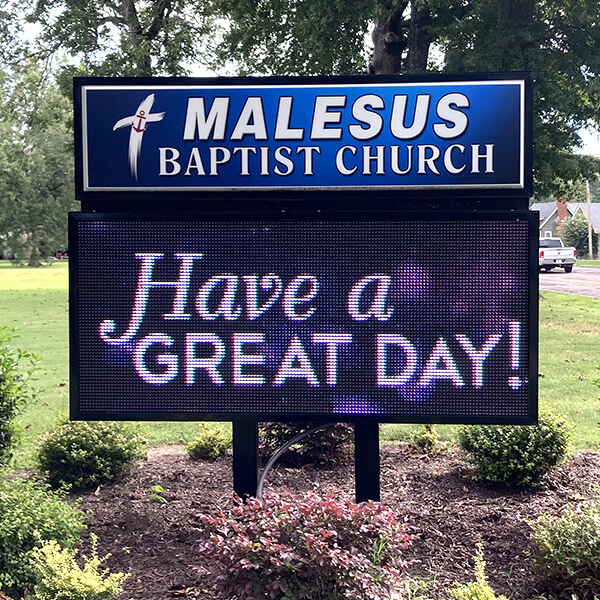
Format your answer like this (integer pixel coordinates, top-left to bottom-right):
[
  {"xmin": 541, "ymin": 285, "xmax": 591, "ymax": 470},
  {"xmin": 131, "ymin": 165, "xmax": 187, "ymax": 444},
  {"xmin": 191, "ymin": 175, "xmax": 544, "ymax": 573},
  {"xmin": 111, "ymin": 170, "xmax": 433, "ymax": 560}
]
[
  {"xmin": 73, "ymin": 72, "xmax": 534, "ymax": 205},
  {"xmin": 69, "ymin": 208, "xmax": 538, "ymax": 425}
]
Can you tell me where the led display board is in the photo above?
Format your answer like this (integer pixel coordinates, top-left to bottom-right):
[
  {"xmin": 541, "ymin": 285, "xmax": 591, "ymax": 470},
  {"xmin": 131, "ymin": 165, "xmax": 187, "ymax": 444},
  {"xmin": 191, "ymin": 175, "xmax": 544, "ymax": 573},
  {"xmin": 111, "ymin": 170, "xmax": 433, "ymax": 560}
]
[
  {"xmin": 69, "ymin": 212, "xmax": 537, "ymax": 423},
  {"xmin": 74, "ymin": 74, "xmax": 532, "ymax": 198}
]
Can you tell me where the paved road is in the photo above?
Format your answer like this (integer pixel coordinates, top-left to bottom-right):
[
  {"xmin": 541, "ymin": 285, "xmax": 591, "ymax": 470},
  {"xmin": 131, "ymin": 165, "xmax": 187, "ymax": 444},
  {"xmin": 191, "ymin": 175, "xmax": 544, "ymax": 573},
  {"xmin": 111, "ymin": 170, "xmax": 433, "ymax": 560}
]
[{"xmin": 539, "ymin": 266, "xmax": 600, "ymax": 299}]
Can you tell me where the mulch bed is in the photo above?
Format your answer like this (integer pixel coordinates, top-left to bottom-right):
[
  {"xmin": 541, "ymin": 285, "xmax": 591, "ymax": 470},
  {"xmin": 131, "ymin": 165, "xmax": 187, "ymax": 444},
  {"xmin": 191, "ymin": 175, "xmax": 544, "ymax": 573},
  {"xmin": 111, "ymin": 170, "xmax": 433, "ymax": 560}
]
[{"xmin": 71, "ymin": 444, "xmax": 600, "ymax": 600}]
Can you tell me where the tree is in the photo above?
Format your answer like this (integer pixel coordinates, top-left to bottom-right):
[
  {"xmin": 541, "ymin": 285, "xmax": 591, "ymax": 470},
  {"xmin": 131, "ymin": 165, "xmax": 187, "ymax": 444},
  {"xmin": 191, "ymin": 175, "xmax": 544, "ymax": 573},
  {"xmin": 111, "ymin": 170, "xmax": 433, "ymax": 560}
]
[
  {"xmin": 0, "ymin": 60, "xmax": 78, "ymax": 265},
  {"xmin": 31, "ymin": 0, "xmax": 218, "ymax": 76},
  {"xmin": 211, "ymin": 0, "xmax": 600, "ymax": 195},
  {"xmin": 562, "ymin": 213, "xmax": 598, "ymax": 258}
]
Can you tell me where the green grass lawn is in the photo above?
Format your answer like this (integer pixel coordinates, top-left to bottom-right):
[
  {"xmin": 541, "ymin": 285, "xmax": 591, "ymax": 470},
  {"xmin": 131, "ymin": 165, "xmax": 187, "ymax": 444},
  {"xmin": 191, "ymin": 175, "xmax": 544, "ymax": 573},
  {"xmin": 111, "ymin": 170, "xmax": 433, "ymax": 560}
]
[
  {"xmin": 1, "ymin": 260, "xmax": 600, "ymax": 466},
  {"xmin": 576, "ymin": 259, "xmax": 600, "ymax": 268},
  {"xmin": 0, "ymin": 261, "xmax": 200, "ymax": 467}
]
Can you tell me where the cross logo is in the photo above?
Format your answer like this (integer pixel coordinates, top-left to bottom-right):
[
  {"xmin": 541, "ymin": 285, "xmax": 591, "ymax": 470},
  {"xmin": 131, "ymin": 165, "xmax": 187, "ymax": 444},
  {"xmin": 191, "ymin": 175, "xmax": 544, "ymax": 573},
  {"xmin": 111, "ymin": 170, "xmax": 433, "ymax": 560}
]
[{"xmin": 113, "ymin": 94, "xmax": 166, "ymax": 180}]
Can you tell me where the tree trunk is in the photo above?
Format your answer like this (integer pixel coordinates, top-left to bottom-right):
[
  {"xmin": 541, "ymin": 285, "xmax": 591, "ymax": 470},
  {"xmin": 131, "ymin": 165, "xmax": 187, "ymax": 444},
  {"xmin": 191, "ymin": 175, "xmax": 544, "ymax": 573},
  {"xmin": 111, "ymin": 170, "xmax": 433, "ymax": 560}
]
[
  {"xmin": 499, "ymin": 0, "xmax": 535, "ymax": 23},
  {"xmin": 407, "ymin": 3, "xmax": 432, "ymax": 73},
  {"xmin": 369, "ymin": 4, "xmax": 408, "ymax": 75},
  {"xmin": 120, "ymin": 0, "xmax": 153, "ymax": 76}
]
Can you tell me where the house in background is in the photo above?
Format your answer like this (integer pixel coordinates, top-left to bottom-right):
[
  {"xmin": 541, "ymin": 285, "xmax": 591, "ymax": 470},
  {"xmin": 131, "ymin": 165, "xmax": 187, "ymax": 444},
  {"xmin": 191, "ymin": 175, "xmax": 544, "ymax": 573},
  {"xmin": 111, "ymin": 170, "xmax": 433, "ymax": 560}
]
[{"xmin": 530, "ymin": 201, "xmax": 600, "ymax": 237}]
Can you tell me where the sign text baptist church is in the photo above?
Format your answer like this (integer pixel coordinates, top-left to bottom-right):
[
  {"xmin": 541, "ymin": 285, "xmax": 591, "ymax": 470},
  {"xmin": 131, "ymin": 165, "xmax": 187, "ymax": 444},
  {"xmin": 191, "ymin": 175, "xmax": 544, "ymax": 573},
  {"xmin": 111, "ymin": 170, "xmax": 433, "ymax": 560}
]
[{"xmin": 74, "ymin": 75, "xmax": 531, "ymax": 195}]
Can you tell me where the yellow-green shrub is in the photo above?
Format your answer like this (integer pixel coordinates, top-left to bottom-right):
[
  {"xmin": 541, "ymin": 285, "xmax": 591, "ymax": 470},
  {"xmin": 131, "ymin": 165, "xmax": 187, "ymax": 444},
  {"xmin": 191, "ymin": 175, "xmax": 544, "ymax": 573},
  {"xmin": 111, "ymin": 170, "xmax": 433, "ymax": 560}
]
[
  {"xmin": 0, "ymin": 477, "xmax": 86, "ymax": 597},
  {"xmin": 450, "ymin": 544, "xmax": 508, "ymax": 600},
  {"xmin": 186, "ymin": 423, "xmax": 231, "ymax": 460},
  {"xmin": 30, "ymin": 535, "xmax": 129, "ymax": 600}
]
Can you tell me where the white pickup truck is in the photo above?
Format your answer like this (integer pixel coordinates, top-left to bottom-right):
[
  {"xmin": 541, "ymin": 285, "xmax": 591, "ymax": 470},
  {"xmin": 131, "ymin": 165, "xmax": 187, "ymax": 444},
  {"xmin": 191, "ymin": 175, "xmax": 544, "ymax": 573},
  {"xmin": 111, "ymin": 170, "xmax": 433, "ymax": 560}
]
[{"xmin": 539, "ymin": 237, "xmax": 577, "ymax": 273}]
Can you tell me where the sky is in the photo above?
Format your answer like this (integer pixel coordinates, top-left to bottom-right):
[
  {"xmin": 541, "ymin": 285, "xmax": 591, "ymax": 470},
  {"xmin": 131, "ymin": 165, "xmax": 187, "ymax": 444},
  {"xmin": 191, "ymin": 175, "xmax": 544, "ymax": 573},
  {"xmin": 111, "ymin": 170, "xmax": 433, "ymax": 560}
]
[{"xmin": 578, "ymin": 127, "xmax": 600, "ymax": 158}]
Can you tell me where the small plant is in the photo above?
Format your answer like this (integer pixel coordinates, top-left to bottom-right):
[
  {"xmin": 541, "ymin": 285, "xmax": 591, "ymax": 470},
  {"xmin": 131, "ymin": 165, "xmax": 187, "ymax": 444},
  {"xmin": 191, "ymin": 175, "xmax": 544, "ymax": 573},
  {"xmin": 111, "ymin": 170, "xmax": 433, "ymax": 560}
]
[
  {"xmin": 0, "ymin": 327, "xmax": 39, "ymax": 468},
  {"xmin": 147, "ymin": 484, "xmax": 167, "ymax": 503},
  {"xmin": 450, "ymin": 544, "xmax": 508, "ymax": 600},
  {"xmin": 409, "ymin": 424, "xmax": 443, "ymax": 453},
  {"xmin": 457, "ymin": 411, "xmax": 572, "ymax": 487},
  {"xmin": 531, "ymin": 494, "xmax": 600, "ymax": 595},
  {"xmin": 186, "ymin": 423, "xmax": 231, "ymax": 460},
  {"xmin": 30, "ymin": 534, "xmax": 129, "ymax": 600},
  {"xmin": 0, "ymin": 477, "xmax": 86, "ymax": 597},
  {"xmin": 259, "ymin": 422, "xmax": 353, "ymax": 466},
  {"xmin": 36, "ymin": 420, "xmax": 147, "ymax": 490},
  {"xmin": 197, "ymin": 490, "xmax": 413, "ymax": 600}
]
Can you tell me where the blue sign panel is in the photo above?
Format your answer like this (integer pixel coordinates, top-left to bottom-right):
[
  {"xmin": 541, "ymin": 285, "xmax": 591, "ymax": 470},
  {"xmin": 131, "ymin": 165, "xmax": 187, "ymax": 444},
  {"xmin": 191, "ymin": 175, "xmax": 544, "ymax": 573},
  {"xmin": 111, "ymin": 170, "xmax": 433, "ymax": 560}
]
[
  {"xmin": 69, "ymin": 212, "xmax": 537, "ymax": 423},
  {"xmin": 75, "ymin": 75, "xmax": 531, "ymax": 196}
]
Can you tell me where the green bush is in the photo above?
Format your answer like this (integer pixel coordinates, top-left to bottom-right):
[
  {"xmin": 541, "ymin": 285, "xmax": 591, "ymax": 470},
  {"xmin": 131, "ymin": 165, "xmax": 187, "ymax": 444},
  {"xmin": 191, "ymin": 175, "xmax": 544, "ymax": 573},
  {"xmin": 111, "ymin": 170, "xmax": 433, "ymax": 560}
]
[
  {"xmin": 36, "ymin": 421, "xmax": 147, "ymax": 490},
  {"xmin": 0, "ymin": 327, "xmax": 39, "ymax": 468},
  {"xmin": 457, "ymin": 411, "xmax": 572, "ymax": 487},
  {"xmin": 450, "ymin": 544, "xmax": 508, "ymax": 600},
  {"xmin": 531, "ymin": 495, "xmax": 600, "ymax": 595},
  {"xmin": 186, "ymin": 423, "xmax": 231, "ymax": 460},
  {"xmin": 30, "ymin": 534, "xmax": 129, "ymax": 600},
  {"xmin": 409, "ymin": 424, "xmax": 443, "ymax": 453},
  {"xmin": 259, "ymin": 422, "xmax": 353, "ymax": 466},
  {"xmin": 0, "ymin": 477, "xmax": 86, "ymax": 597}
]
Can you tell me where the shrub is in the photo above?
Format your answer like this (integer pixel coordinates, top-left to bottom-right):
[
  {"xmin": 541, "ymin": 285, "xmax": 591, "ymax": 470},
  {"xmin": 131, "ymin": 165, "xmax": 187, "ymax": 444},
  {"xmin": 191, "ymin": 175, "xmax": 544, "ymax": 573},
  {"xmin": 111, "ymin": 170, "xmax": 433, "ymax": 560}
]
[
  {"xmin": 197, "ymin": 490, "xmax": 414, "ymax": 600},
  {"xmin": 457, "ymin": 411, "xmax": 572, "ymax": 487},
  {"xmin": 450, "ymin": 544, "xmax": 508, "ymax": 600},
  {"xmin": 0, "ymin": 477, "xmax": 86, "ymax": 597},
  {"xmin": 531, "ymin": 494, "xmax": 600, "ymax": 595},
  {"xmin": 259, "ymin": 422, "xmax": 353, "ymax": 466},
  {"xmin": 36, "ymin": 420, "xmax": 147, "ymax": 490},
  {"xmin": 30, "ymin": 534, "xmax": 129, "ymax": 600},
  {"xmin": 409, "ymin": 424, "xmax": 443, "ymax": 453},
  {"xmin": 0, "ymin": 327, "xmax": 39, "ymax": 468},
  {"xmin": 186, "ymin": 423, "xmax": 231, "ymax": 460}
]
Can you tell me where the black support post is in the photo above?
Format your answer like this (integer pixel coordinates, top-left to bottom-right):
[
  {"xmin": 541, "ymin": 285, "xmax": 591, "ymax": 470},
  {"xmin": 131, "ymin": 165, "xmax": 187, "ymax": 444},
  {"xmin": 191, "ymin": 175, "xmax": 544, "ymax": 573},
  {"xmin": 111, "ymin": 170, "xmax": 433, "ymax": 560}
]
[
  {"xmin": 232, "ymin": 420, "xmax": 259, "ymax": 498},
  {"xmin": 354, "ymin": 423, "xmax": 380, "ymax": 503}
]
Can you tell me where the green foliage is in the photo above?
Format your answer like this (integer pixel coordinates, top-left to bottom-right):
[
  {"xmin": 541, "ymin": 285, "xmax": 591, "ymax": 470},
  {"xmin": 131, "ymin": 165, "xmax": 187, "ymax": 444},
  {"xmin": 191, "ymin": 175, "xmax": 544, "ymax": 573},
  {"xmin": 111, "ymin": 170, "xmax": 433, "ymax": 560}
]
[
  {"xmin": 212, "ymin": 0, "xmax": 372, "ymax": 76},
  {"xmin": 30, "ymin": 534, "xmax": 129, "ymax": 600},
  {"xmin": 0, "ymin": 477, "xmax": 86, "ymax": 597},
  {"xmin": 0, "ymin": 326, "xmax": 39, "ymax": 468},
  {"xmin": 457, "ymin": 411, "xmax": 573, "ymax": 487},
  {"xmin": 450, "ymin": 544, "xmax": 508, "ymax": 600},
  {"xmin": 259, "ymin": 422, "xmax": 353, "ymax": 466},
  {"xmin": 36, "ymin": 420, "xmax": 147, "ymax": 490},
  {"xmin": 531, "ymin": 494, "xmax": 600, "ymax": 595},
  {"xmin": 185, "ymin": 423, "xmax": 231, "ymax": 461},
  {"xmin": 563, "ymin": 214, "xmax": 598, "ymax": 259},
  {"xmin": 31, "ymin": 0, "xmax": 217, "ymax": 77},
  {"xmin": 197, "ymin": 490, "xmax": 413, "ymax": 600},
  {"xmin": 409, "ymin": 424, "xmax": 443, "ymax": 453},
  {"xmin": 0, "ymin": 59, "xmax": 78, "ymax": 265},
  {"xmin": 440, "ymin": 0, "xmax": 600, "ymax": 195}
]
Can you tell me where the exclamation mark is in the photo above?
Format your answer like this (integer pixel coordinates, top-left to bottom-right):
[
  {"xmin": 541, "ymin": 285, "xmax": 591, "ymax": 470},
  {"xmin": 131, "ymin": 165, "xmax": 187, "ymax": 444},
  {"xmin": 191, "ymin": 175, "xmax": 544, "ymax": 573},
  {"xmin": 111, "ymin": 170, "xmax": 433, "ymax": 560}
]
[{"xmin": 508, "ymin": 321, "xmax": 523, "ymax": 389}]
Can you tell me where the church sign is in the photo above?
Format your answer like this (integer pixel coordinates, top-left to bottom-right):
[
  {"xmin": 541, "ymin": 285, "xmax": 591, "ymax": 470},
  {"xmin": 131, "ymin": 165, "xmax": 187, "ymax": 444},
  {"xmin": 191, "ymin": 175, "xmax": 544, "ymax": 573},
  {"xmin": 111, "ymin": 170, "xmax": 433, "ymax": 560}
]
[{"xmin": 74, "ymin": 74, "xmax": 532, "ymax": 197}]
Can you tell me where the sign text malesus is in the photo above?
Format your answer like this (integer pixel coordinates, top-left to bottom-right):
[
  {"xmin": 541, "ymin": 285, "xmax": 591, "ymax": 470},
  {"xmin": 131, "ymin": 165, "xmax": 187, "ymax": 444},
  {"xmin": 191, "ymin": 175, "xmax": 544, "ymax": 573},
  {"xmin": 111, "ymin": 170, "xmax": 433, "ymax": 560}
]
[{"xmin": 74, "ymin": 75, "xmax": 531, "ymax": 196}]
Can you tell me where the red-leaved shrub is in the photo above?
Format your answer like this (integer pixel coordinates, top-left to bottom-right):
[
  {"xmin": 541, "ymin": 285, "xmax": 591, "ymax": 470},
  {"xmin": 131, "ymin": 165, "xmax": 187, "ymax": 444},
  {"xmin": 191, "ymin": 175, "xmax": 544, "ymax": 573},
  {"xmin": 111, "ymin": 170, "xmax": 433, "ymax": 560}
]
[{"xmin": 197, "ymin": 490, "xmax": 413, "ymax": 600}]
